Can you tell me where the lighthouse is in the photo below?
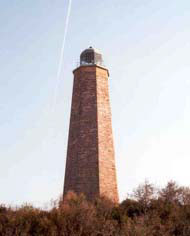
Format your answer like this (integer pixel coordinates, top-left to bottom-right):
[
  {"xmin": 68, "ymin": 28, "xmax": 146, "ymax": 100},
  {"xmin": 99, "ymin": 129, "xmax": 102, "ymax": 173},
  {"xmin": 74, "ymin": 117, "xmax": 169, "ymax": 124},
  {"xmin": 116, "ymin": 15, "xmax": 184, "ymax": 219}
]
[{"xmin": 63, "ymin": 47, "xmax": 118, "ymax": 203}]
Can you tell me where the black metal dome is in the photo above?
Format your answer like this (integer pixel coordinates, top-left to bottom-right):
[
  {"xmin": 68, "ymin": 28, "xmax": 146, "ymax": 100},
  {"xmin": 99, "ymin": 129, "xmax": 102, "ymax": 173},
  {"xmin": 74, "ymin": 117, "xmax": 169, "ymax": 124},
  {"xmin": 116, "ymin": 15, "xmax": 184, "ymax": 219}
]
[{"xmin": 80, "ymin": 46, "xmax": 104, "ymax": 66}]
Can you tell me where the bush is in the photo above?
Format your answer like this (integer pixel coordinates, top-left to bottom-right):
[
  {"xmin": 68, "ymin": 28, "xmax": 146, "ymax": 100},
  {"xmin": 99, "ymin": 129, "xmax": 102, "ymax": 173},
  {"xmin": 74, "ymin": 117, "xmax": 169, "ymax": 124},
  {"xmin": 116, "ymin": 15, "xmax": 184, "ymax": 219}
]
[{"xmin": 0, "ymin": 182, "xmax": 190, "ymax": 235}]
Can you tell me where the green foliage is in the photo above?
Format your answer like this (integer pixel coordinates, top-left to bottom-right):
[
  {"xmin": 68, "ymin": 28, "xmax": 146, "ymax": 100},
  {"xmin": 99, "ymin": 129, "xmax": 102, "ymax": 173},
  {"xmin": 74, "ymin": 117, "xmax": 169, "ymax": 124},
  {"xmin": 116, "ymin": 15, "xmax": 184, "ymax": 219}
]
[{"xmin": 1, "ymin": 182, "xmax": 190, "ymax": 235}]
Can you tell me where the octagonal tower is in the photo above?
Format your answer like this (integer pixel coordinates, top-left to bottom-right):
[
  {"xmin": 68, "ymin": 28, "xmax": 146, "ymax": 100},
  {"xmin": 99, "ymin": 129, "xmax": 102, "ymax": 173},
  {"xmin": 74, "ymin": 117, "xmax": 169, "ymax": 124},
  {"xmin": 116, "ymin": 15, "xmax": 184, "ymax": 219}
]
[{"xmin": 63, "ymin": 47, "xmax": 118, "ymax": 203}]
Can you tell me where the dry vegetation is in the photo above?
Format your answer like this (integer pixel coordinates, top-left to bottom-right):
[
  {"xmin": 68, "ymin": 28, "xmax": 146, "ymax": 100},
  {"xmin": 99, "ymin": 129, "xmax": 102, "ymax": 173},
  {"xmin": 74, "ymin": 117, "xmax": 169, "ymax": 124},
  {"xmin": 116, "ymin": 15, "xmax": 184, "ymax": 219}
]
[{"xmin": 1, "ymin": 181, "xmax": 190, "ymax": 235}]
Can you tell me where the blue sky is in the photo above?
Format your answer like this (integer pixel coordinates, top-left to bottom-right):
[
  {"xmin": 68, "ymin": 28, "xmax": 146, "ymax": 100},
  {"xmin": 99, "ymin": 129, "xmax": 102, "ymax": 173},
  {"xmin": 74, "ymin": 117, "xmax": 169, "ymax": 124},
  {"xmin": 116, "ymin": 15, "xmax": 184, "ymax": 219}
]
[{"xmin": 1, "ymin": 0, "xmax": 190, "ymax": 207}]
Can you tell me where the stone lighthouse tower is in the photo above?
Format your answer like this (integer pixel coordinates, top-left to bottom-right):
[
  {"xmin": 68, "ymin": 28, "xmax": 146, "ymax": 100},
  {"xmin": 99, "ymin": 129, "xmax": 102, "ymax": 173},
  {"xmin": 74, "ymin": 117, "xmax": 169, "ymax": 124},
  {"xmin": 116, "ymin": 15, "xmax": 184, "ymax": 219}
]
[{"xmin": 63, "ymin": 47, "xmax": 118, "ymax": 203}]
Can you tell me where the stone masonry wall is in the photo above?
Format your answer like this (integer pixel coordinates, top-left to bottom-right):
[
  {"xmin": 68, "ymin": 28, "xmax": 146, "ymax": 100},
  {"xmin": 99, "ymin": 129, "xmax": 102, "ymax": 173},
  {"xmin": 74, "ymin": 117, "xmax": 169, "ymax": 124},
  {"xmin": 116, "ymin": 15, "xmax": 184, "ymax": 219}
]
[
  {"xmin": 64, "ymin": 66, "xmax": 99, "ymax": 200},
  {"xmin": 96, "ymin": 67, "xmax": 119, "ymax": 203},
  {"xmin": 64, "ymin": 65, "xmax": 118, "ymax": 203}
]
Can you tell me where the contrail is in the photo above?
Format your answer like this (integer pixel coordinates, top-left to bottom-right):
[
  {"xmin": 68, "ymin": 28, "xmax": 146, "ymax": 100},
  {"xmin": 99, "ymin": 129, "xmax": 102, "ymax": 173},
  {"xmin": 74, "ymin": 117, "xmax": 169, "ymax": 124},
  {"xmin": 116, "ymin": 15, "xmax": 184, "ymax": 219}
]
[{"xmin": 52, "ymin": 0, "xmax": 72, "ymax": 112}]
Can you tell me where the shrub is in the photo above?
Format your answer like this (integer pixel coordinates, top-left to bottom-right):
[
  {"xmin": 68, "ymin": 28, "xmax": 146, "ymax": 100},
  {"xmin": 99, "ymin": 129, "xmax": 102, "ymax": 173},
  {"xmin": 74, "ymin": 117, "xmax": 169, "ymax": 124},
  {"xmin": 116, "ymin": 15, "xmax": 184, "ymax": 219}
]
[{"xmin": 1, "ymin": 182, "xmax": 190, "ymax": 235}]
